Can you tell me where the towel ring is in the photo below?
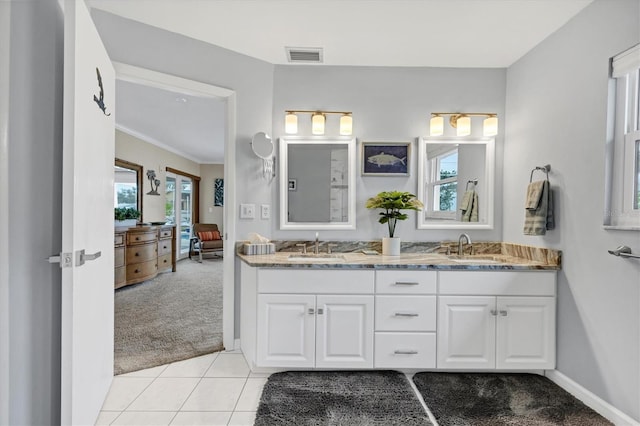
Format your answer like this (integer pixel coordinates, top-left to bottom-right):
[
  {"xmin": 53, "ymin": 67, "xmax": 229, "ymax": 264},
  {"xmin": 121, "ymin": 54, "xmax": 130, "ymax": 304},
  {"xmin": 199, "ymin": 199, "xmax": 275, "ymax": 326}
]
[
  {"xmin": 466, "ymin": 179, "xmax": 478, "ymax": 190},
  {"xmin": 530, "ymin": 164, "xmax": 551, "ymax": 182}
]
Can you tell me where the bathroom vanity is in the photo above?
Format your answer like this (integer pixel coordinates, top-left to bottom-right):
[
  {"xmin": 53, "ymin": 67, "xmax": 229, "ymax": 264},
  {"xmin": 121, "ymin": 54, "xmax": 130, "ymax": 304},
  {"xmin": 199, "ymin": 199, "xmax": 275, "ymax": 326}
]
[{"xmin": 239, "ymin": 248, "xmax": 559, "ymax": 373}]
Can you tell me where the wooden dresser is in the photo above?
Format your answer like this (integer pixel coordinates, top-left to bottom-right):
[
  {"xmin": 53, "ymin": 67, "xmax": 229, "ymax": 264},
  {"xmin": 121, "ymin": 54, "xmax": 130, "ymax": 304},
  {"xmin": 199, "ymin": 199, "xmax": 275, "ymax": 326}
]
[{"xmin": 114, "ymin": 225, "xmax": 176, "ymax": 289}]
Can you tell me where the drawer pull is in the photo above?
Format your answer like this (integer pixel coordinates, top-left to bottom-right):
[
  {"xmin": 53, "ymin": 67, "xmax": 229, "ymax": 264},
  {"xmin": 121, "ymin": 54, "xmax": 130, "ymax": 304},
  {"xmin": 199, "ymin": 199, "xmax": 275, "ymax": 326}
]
[
  {"xmin": 135, "ymin": 252, "xmax": 139, "ymax": 256},
  {"xmin": 394, "ymin": 350, "xmax": 418, "ymax": 355},
  {"xmin": 499, "ymin": 310, "xmax": 508, "ymax": 316},
  {"xmin": 394, "ymin": 281, "xmax": 419, "ymax": 286},
  {"xmin": 135, "ymin": 237, "xmax": 140, "ymax": 241},
  {"xmin": 317, "ymin": 308, "xmax": 324, "ymax": 315},
  {"xmin": 490, "ymin": 310, "xmax": 497, "ymax": 316},
  {"xmin": 134, "ymin": 269, "xmax": 139, "ymax": 273},
  {"xmin": 394, "ymin": 312, "xmax": 419, "ymax": 317},
  {"xmin": 308, "ymin": 308, "xmax": 315, "ymax": 315}
]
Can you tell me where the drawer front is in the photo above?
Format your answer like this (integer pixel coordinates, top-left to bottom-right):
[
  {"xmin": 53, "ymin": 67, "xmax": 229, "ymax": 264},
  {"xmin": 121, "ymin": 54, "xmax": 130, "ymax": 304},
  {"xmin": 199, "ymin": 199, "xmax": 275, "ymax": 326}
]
[
  {"xmin": 126, "ymin": 242, "xmax": 157, "ymax": 264},
  {"xmin": 157, "ymin": 240, "xmax": 172, "ymax": 256},
  {"xmin": 375, "ymin": 295, "xmax": 436, "ymax": 331},
  {"xmin": 258, "ymin": 269, "xmax": 374, "ymax": 294},
  {"xmin": 127, "ymin": 231, "xmax": 156, "ymax": 245},
  {"xmin": 114, "ymin": 266, "xmax": 126, "ymax": 287},
  {"xmin": 374, "ymin": 332, "xmax": 436, "ymax": 369},
  {"xmin": 157, "ymin": 253, "xmax": 172, "ymax": 270},
  {"xmin": 439, "ymin": 271, "xmax": 556, "ymax": 296},
  {"xmin": 159, "ymin": 228, "xmax": 173, "ymax": 239},
  {"xmin": 114, "ymin": 233, "xmax": 125, "ymax": 246},
  {"xmin": 114, "ymin": 247, "xmax": 125, "ymax": 268},
  {"xmin": 375, "ymin": 270, "xmax": 436, "ymax": 294},
  {"xmin": 126, "ymin": 259, "xmax": 157, "ymax": 281}
]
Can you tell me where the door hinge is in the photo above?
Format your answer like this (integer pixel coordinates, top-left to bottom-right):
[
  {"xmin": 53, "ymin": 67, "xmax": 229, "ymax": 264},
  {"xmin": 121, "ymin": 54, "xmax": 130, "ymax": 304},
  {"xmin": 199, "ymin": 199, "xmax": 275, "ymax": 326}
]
[{"xmin": 47, "ymin": 252, "xmax": 73, "ymax": 268}]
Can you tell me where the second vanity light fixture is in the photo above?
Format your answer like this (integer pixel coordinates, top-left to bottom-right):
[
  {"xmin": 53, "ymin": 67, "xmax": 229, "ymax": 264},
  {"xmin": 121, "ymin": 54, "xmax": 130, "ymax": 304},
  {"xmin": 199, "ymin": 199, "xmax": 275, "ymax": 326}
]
[
  {"xmin": 285, "ymin": 110, "xmax": 353, "ymax": 136},
  {"xmin": 430, "ymin": 112, "xmax": 498, "ymax": 137}
]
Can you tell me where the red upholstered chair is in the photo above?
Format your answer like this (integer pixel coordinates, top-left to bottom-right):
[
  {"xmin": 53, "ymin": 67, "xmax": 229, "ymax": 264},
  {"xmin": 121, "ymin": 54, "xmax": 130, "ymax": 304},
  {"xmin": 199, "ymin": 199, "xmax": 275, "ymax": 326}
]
[{"xmin": 190, "ymin": 223, "xmax": 223, "ymax": 262}]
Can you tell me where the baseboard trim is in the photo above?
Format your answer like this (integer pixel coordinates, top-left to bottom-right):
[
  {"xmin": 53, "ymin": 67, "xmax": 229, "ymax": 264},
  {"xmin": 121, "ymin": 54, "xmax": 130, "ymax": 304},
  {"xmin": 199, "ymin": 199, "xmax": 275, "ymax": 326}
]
[{"xmin": 545, "ymin": 370, "xmax": 639, "ymax": 425}]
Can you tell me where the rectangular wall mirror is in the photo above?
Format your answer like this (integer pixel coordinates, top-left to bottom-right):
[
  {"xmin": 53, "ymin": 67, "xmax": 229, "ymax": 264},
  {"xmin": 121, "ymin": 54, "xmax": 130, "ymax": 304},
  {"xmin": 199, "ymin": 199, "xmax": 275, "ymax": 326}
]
[
  {"xmin": 279, "ymin": 137, "xmax": 356, "ymax": 230},
  {"xmin": 114, "ymin": 158, "xmax": 143, "ymax": 214},
  {"xmin": 417, "ymin": 137, "xmax": 495, "ymax": 229}
]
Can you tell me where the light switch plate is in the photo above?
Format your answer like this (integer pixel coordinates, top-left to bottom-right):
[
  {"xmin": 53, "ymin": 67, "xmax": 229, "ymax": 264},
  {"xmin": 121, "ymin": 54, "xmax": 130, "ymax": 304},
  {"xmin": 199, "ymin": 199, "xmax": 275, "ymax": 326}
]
[
  {"xmin": 261, "ymin": 204, "xmax": 270, "ymax": 219},
  {"xmin": 240, "ymin": 203, "xmax": 255, "ymax": 219}
]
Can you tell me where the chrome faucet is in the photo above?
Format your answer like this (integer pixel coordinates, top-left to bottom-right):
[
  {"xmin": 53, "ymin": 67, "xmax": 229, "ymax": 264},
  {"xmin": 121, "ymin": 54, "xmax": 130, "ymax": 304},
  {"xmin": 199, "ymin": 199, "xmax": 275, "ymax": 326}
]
[
  {"xmin": 314, "ymin": 232, "xmax": 319, "ymax": 255},
  {"xmin": 458, "ymin": 233, "xmax": 472, "ymax": 256}
]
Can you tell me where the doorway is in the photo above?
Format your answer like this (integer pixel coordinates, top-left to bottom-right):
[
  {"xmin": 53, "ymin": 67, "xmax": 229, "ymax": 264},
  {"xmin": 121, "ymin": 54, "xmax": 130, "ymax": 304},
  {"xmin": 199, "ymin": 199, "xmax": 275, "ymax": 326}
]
[{"xmin": 166, "ymin": 172, "xmax": 194, "ymax": 259}]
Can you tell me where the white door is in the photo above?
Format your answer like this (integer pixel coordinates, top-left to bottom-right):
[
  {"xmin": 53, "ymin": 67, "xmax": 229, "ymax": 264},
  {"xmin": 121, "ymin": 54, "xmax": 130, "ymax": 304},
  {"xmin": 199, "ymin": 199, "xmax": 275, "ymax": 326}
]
[
  {"xmin": 496, "ymin": 297, "xmax": 555, "ymax": 369},
  {"xmin": 256, "ymin": 294, "xmax": 315, "ymax": 367},
  {"xmin": 316, "ymin": 295, "xmax": 374, "ymax": 369},
  {"xmin": 60, "ymin": 1, "xmax": 115, "ymax": 424},
  {"xmin": 437, "ymin": 296, "xmax": 496, "ymax": 369}
]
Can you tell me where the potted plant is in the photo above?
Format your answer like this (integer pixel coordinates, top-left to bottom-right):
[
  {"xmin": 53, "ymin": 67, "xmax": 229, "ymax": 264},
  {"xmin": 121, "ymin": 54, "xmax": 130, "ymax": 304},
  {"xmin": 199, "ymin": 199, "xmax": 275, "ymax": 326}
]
[
  {"xmin": 366, "ymin": 190, "xmax": 423, "ymax": 255},
  {"xmin": 114, "ymin": 207, "xmax": 141, "ymax": 227}
]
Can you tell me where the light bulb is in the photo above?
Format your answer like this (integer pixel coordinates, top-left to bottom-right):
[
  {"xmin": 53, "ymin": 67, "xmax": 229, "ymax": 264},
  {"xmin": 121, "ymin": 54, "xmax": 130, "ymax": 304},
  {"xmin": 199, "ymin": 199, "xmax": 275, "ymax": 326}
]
[
  {"xmin": 483, "ymin": 116, "xmax": 498, "ymax": 136},
  {"xmin": 456, "ymin": 115, "xmax": 471, "ymax": 137},
  {"xmin": 339, "ymin": 114, "xmax": 353, "ymax": 135},
  {"xmin": 285, "ymin": 112, "xmax": 298, "ymax": 134},
  {"xmin": 430, "ymin": 115, "xmax": 444, "ymax": 136},
  {"xmin": 311, "ymin": 113, "xmax": 325, "ymax": 135}
]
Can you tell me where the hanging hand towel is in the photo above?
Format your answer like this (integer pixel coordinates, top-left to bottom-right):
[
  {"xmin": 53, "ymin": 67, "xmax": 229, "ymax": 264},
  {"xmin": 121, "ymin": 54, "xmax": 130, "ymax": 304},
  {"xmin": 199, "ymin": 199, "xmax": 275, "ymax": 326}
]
[
  {"xmin": 460, "ymin": 190, "xmax": 479, "ymax": 222},
  {"xmin": 524, "ymin": 180, "xmax": 553, "ymax": 235}
]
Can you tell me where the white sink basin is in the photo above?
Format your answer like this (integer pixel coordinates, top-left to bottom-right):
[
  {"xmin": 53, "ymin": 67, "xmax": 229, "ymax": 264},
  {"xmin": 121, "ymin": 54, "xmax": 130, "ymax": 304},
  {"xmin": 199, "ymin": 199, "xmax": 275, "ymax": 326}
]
[{"xmin": 287, "ymin": 254, "xmax": 347, "ymax": 262}]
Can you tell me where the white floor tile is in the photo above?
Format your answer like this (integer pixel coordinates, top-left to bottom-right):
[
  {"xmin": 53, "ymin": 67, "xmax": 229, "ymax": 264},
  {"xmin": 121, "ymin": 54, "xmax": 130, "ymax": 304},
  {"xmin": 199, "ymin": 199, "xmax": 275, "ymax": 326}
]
[
  {"xmin": 228, "ymin": 411, "xmax": 256, "ymax": 426},
  {"xmin": 181, "ymin": 378, "xmax": 246, "ymax": 412},
  {"xmin": 204, "ymin": 353, "xmax": 250, "ymax": 378},
  {"xmin": 169, "ymin": 411, "xmax": 232, "ymax": 425},
  {"xmin": 110, "ymin": 411, "xmax": 176, "ymax": 426},
  {"xmin": 101, "ymin": 377, "xmax": 155, "ymax": 411},
  {"xmin": 235, "ymin": 378, "xmax": 267, "ymax": 412},
  {"xmin": 119, "ymin": 364, "xmax": 168, "ymax": 378},
  {"xmin": 127, "ymin": 378, "xmax": 200, "ymax": 411},
  {"xmin": 160, "ymin": 353, "xmax": 219, "ymax": 378},
  {"xmin": 95, "ymin": 411, "xmax": 121, "ymax": 425}
]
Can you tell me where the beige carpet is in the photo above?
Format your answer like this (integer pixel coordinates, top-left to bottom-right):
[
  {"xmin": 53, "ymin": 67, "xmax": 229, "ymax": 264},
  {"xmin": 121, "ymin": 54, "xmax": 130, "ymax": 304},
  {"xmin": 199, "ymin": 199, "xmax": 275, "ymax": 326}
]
[{"xmin": 114, "ymin": 257, "xmax": 224, "ymax": 375}]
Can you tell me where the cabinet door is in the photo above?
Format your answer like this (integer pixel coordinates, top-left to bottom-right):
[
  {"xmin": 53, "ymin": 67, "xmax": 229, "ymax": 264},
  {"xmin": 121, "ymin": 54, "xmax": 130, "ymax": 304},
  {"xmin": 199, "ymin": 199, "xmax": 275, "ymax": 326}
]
[
  {"xmin": 437, "ymin": 296, "xmax": 496, "ymax": 369},
  {"xmin": 256, "ymin": 294, "xmax": 315, "ymax": 367},
  {"xmin": 316, "ymin": 295, "xmax": 374, "ymax": 369},
  {"xmin": 496, "ymin": 297, "xmax": 555, "ymax": 369}
]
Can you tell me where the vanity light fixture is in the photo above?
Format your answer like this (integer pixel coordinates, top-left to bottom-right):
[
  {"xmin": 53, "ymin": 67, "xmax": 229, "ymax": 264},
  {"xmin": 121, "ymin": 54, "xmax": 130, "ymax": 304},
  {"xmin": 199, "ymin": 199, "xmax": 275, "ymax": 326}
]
[
  {"xmin": 429, "ymin": 112, "xmax": 498, "ymax": 137},
  {"xmin": 284, "ymin": 110, "xmax": 353, "ymax": 136}
]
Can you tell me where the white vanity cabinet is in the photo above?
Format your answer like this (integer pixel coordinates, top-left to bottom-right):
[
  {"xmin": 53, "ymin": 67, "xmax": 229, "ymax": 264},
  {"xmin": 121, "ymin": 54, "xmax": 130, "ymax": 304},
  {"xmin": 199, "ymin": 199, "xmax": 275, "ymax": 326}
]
[
  {"xmin": 241, "ymin": 264, "xmax": 375, "ymax": 370},
  {"xmin": 437, "ymin": 271, "xmax": 556, "ymax": 370}
]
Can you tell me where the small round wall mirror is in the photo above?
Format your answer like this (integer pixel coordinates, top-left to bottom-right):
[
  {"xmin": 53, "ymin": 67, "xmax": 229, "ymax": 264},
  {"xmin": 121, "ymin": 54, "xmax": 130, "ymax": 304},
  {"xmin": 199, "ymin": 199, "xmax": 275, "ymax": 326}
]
[{"xmin": 251, "ymin": 132, "xmax": 273, "ymax": 159}]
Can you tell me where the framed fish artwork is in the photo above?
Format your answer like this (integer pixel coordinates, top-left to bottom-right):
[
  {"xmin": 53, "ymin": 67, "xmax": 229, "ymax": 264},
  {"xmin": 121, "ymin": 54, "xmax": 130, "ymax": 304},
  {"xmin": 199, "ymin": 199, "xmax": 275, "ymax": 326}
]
[{"xmin": 361, "ymin": 142, "xmax": 411, "ymax": 176}]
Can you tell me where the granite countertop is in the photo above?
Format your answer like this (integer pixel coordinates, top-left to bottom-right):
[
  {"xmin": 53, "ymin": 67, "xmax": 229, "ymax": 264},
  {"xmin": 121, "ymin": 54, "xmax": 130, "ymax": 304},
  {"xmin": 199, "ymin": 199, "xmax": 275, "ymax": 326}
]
[{"xmin": 237, "ymin": 250, "xmax": 561, "ymax": 271}]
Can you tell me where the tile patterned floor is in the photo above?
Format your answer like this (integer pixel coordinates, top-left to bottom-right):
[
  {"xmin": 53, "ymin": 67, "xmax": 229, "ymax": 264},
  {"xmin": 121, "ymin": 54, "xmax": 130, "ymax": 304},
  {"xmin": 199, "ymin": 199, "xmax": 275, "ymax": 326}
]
[{"xmin": 96, "ymin": 351, "xmax": 267, "ymax": 426}]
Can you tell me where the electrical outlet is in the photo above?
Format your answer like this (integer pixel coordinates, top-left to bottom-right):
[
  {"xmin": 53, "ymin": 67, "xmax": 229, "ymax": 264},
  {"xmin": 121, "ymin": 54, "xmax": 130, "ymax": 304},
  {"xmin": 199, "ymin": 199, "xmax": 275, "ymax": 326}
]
[
  {"xmin": 261, "ymin": 204, "xmax": 270, "ymax": 219},
  {"xmin": 240, "ymin": 203, "xmax": 255, "ymax": 219}
]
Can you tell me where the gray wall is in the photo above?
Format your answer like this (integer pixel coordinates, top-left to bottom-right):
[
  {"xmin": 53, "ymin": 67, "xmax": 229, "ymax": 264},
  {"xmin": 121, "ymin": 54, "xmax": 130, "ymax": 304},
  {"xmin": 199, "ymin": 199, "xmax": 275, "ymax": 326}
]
[
  {"xmin": 4, "ymin": 0, "xmax": 64, "ymax": 424},
  {"xmin": 271, "ymin": 65, "xmax": 506, "ymax": 242},
  {"xmin": 504, "ymin": 0, "xmax": 640, "ymax": 420}
]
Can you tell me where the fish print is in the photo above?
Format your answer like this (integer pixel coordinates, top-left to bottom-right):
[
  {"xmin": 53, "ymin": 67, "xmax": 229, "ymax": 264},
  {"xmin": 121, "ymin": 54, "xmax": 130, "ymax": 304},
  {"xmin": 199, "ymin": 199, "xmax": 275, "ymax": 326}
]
[{"xmin": 367, "ymin": 152, "xmax": 406, "ymax": 167}]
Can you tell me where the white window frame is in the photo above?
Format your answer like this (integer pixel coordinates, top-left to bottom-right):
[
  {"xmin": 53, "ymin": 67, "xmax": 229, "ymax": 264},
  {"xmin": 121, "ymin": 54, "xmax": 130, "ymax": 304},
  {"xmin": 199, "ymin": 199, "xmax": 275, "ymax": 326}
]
[
  {"xmin": 426, "ymin": 147, "xmax": 458, "ymax": 220},
  {"xmin": 605, "ymin": 44, "xmax": 640, "ymax": 230}
]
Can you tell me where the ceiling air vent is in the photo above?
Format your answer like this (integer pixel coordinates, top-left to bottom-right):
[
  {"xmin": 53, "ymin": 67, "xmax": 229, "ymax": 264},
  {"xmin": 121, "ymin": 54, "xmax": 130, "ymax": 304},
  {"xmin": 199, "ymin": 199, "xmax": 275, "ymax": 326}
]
[{"xmin": 285, "ymin": 47, "xmax": 323, "ymax": 64}]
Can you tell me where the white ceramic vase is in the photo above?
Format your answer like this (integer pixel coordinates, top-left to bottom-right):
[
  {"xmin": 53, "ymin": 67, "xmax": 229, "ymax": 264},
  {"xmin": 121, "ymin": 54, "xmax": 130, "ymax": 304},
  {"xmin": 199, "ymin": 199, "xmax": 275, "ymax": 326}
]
[{"xmin": 382, "ymin": 237, "xmax": 401, "ymax": 256}]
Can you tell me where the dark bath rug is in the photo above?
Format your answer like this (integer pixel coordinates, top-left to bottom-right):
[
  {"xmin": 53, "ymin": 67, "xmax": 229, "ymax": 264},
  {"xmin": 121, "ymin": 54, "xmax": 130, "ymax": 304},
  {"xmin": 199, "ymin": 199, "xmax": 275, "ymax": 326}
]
[
  {"xmin": 255, "ymin": 370, "xmax": 432, "ymax": 426},
  {"xmin": 412, "ymin": 372, "xmax": 612, "ymax": 426}
]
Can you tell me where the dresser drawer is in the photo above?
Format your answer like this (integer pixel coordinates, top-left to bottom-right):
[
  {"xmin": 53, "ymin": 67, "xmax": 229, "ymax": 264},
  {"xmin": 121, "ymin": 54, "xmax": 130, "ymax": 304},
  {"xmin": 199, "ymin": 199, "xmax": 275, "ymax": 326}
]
[
  {"xmin": 126, "ymin": 259, "xmax": 157, "ymax": 282},
  {"xmin": 375, "ymin": 270, "xmax": 436, "ymax": 294},
  {"xmin": 374, "ymin": 332, "xmax": 436, "ymax": 369},
  {"xmin": 375, "ymin": 295, "xmax": 436, "ymax": 331},
  {"xmin": 127, "ymin": 231, "xmax": 156, "ymax": 245},
  {"xmin": 159, "ymin": 228, "xmax": 173, "ymax": 239},
  {"xmin": 157, "ymin": 253, "xmax": 172, "ymax": 271},
  {"xmin": 126, "ymin": 242, "xmax": 157, "ymax": 264},
  {"xmin": 114, "ymin": 266, "xmax": 126, "ymax": 288},
  {"xmin": 157, "ymin": 240, "xmax": 172, "ymax": 256},
  {"xmin": 114, "ymin": 247, "xmax": 125, "ymax": 268}
]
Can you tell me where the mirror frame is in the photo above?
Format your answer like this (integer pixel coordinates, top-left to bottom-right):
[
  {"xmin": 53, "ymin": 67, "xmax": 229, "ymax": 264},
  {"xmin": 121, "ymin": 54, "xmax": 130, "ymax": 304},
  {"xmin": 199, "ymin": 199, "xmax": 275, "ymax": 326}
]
[
  {"xmin": 417, "ymin": 137, "xmax": 495, "ymax": 230},
  {"xmin": 279, "ymin": 137, "xmax": 357, "ymax": 230},
  {"xmin": 115, "ymin": 158, "xmax": 143, "ymax": 216}
]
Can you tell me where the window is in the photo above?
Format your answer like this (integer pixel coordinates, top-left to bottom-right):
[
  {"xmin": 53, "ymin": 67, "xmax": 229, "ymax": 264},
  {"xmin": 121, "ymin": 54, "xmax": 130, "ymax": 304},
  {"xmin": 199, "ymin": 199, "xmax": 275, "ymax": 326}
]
[
  {"xmin": 427, "ymin": 148, "xmax": 458, "ymax": 219},
  {"xmin": 605, "ymin": 44, "xmax": 640, "ymax": 229}
]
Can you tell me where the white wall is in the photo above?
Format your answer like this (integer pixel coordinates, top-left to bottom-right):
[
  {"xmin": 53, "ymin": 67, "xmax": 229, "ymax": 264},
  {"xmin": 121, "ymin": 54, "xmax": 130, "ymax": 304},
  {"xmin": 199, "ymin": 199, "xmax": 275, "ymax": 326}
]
[
  {"xmin": 504, "ymin": 0, "xmax": 640, "ymax": 420},
  {"xmin": 115, "ymin": 129, "xmax": 201, "ymax": 223},
  {"xmin": 4, "ymin": 0, "xmax": 64, "ymax": 424},
  {"xmin": 199, "ymin": 163, "xmax": 225, "ymax": 227},
  {"xmin": 271, "ymin": 65, "xmax": 506, "ymax": 242}
]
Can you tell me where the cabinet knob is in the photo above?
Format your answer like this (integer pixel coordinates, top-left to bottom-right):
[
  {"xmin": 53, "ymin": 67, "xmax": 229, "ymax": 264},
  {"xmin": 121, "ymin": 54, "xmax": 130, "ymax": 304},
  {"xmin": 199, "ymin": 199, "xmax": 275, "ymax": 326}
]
[
  {"xmin": 134, "ymin": 269, "xmax": 139, "ymax": 273},
  {"xmin": 499, "ymin": 310, "xmax": 508, "ymax": 316},
  {"xmin": 490, "ymin": 309, "xmax": 497, "ymax": 316},
  {"xmin": 308, "ymin": 308, "xmax": 315, "ymax": 315},
  {"xmin": 317, "ymin": 308, "xmax": 324, "ymax": 315},
  {"xmin": 135, "ymin": 252, "xmax": 139, "ymax": 256}
]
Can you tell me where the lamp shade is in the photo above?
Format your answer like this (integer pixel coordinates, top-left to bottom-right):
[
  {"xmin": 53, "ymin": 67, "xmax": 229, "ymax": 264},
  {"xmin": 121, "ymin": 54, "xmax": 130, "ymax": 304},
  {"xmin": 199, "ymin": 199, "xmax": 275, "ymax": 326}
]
[
  {"xmin": 483, "ymin": 116, "xmax": 498, "ymax": 136},
  {"xmin": 285, "ymin": 112, "xmax": 298, "ymax": 134},
  {"xmin": 339, "ymin": 114, "xmax": 353, "ymax": 135},
  {"xmin": 456, "ymin": 115, "xmax": 471, "ymax": 137},
  {"xmin": 430, "ymin": 115, "xmax": 444, "ymax": 136},
  {"xmin": 311, "ymin": 113, "xmax": 325, "ymax": 135}
]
